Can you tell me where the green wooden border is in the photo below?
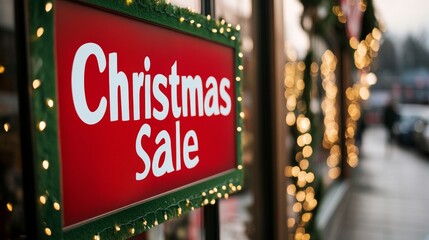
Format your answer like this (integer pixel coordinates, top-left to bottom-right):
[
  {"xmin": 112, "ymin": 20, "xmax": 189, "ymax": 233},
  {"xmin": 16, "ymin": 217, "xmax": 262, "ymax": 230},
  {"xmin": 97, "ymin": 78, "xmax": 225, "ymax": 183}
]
[{"xmin": 25, "ymin": 0, "xmax": 243, "ymax": 239}]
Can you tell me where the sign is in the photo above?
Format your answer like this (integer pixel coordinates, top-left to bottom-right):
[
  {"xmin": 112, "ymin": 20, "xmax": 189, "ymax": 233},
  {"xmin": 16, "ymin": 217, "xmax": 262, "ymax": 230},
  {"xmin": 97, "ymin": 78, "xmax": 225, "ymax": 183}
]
[{"xmin": 25, "ymin": 0, "xmax": 243, "ymax": 239}]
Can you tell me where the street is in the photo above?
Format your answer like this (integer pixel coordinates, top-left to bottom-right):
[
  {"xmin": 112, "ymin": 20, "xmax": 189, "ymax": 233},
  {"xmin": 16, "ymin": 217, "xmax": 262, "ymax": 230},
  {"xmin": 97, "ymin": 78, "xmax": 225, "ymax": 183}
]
[{"xmin": 338, "ymin": 126, "xmax": 429, "ymax": 240}]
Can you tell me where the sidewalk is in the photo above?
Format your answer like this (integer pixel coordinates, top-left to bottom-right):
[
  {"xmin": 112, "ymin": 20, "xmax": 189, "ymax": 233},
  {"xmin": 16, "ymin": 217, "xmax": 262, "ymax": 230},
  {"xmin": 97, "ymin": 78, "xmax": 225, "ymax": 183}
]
[{"xmin": 337, "ymin": 126, "xmax": 429, "ymax": 240}]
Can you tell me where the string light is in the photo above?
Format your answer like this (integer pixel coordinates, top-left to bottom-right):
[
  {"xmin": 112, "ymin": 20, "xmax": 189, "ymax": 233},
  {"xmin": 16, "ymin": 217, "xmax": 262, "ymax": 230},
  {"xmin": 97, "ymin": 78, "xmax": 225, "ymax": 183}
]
[
  {"xmin": 53, "ymin": 202, "xmax": 61, "ymax": 211},
  {"xmin": 36, "ymin": 27, "xmax": 44, "ymax": 38},
  {"xmin": 239, "ymin": 112, "xmax": 245, "ymax": 119},
  {"xmin": 32, "ymin": 79, "xmax": 41, "ymax": 89},
  {"xmin": 6, "ymin": 203, "xmax": 13, "ymax": 212},
  {"xmin": 284, "ymin": 59, "xmax": 318, "ymax": 239},
  {"xmin": 39, "ymin": 195, "xmax": 47, "ymax": 205},
  {"xmin": 0, "ymin": 65, "xmax": 5, "ymax": 74},
  {"xmin": 3, "ymin": 123, "xmax": 10, "ymax": 132},
  {"xmin": 42, "ymin": 160, "xmax": 49, "ymax": 170},
  {"xmin": 38, "ymin": 121, "xmax": 47, "ymax": 131},
  {"xmin": 46, "ymin": 98, "xmax": 54, "ymax": 108},
  {"xmin": 45, "ymin": 227, "xmax": 52, "ymax": 236},
  {"xmin": 45, "ymin": 2, "xmax": 53, "ymax": 12}
]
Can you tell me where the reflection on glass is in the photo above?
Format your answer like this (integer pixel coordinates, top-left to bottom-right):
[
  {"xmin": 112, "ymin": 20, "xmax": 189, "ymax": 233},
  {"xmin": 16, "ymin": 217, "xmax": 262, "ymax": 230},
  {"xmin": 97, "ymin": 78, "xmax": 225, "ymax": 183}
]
[{"xmin": 1, "ymin": 0, "xmax": 25, "ymax": 238}]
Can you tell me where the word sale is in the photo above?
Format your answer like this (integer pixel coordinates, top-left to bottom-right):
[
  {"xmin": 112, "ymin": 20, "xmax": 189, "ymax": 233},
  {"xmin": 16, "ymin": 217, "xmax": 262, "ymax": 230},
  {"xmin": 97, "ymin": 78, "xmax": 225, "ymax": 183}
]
[{"xmin": 71, "ymin": 42, "xmax": 233, "ymax": 180}]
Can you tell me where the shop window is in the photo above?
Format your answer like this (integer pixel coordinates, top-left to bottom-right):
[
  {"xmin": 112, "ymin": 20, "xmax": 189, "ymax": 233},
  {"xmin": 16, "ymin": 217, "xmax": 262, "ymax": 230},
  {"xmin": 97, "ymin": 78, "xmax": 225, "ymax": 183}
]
[{"xmin": 0, "ymin": 0, "xmax": 26, "ymax": 239}]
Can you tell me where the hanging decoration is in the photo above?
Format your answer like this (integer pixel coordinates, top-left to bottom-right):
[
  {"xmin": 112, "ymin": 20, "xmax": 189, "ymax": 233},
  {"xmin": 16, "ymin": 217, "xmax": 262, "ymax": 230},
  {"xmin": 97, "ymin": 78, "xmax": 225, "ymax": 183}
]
[
  {"xmin": 285, "ymin": 0, "xmax": 381, "ymax": 239},
  {"xmin": 284, "ymin": 52, "xmax": 320, "ymax": 240}
]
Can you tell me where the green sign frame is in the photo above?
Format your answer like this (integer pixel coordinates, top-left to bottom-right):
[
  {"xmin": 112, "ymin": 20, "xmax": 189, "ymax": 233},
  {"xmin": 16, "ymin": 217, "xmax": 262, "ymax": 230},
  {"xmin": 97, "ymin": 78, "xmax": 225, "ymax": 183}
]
[{"xmin": 24, "ymin": 0, "xmax": 243, "ymax": 239}]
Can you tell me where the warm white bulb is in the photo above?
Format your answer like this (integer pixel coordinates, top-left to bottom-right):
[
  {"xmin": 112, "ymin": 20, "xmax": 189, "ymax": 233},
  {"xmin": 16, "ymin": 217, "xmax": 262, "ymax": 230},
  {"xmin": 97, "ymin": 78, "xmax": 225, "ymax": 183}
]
[
  {"xmin": 38, "ymin": 121, "xmax": 47, "ymax": 131},
  {"xmin": 42, "ymin": 160, "xmax": 49, "ymax": 170},
  {"xmin": 45, "ymin": 2, "xmax": 53, "ymax": 12},
  {"xmin": 36, "ymin": 27, "xmax": 44, "ymax": 38}
]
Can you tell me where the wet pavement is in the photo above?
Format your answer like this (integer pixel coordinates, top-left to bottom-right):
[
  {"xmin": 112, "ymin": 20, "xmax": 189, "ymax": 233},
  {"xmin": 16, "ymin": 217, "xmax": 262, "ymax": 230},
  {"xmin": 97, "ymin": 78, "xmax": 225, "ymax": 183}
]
[{"xmin": 337, "ymin": 126, "xmax": 429, "ymax": 240}]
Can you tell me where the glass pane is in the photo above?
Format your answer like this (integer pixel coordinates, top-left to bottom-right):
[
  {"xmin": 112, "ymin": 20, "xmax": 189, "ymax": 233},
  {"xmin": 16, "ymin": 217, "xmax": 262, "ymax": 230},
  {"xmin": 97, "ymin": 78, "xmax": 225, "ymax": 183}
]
[
  {"xmin": 216, "ymin": 0, "xmax": 254, "ymax": 239},
  {"xmin": 0, "ymin": 0, "xmax": 25, "ymax": 238}
]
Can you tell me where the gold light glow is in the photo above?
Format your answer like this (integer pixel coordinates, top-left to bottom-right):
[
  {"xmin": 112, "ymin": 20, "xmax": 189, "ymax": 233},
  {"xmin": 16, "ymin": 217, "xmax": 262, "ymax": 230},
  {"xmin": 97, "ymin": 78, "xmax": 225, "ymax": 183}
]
[
  {"xmin": 39, "ymin": 195, "xmax": 47, "ymax": 204},
  {"xmin": 45, "ymin": 2, "xmax": 53, "ymax": 12},
  {"xmin": 46, "ymin": 98, "xmax": 54, "ymax": 108},
  {"xmin": 328, "ymin": 167, "xmax": 341, "ymax": 179},
  {"xmin": 299, "ymin": 159, "xmax": 309, "ymax": 170},
  {"xmin": 53, "ymin": 202, "xmax": 61, "ymax": 211},
  {"xmin": 292, "ymin": 202, "xmax": 302, "ymax": 212},
  {"xmin": 6, "ymin": 202, "xmax": 13, "ymax": 212},
  {"xmin": 38, "ymin": 121, "xmax": 47, "ymax": 131},
  {"xmin": 32, "ymin": 79, "xmax": 41, "ymax": 89},
  {"xmin": 42, "ymin": 160, "xmax": 49, "ymax": 170},
  {"xmin": 288, "ymin": 218, "xmax": 295, "ymax": 228},
  {"xmin": 45, "ymin": 228, "xmax": 52, "ymax": 236},
  {"xmin": 287, "ymin": 184, "xmax": 296, "ymax": 195},
  {"xmin": 36, "ymin": 27, "xmax": 44, "ymax": 38},
  {"xmin": 3, "ymin": 123, "xmax": 10, "ymax": 132},
  {"xmin": 296, "ymin": 191, "xmax": 306, "ymax": 202}
]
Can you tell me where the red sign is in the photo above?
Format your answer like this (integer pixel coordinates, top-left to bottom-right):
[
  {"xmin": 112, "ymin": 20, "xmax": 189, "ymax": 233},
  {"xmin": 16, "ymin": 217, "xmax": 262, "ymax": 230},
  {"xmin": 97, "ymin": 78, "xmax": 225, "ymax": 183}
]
[{"xmin": 55, "ymin": 0, "xmax": 236, "ymax": 227}]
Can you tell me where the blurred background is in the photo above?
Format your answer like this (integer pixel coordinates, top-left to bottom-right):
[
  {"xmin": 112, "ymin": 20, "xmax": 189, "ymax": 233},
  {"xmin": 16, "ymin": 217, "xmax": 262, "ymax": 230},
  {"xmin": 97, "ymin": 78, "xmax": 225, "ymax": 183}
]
[{"xmin": 1, "ymin": 0, "xmax": 429, "ymax": 239}]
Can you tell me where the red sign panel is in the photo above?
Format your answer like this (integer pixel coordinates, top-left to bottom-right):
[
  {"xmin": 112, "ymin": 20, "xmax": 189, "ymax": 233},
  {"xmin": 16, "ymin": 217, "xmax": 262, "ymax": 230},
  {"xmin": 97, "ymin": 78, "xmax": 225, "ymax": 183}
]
[{"xmin": 55, "ymin": 0, "xmax": 236, "ymax": 227}]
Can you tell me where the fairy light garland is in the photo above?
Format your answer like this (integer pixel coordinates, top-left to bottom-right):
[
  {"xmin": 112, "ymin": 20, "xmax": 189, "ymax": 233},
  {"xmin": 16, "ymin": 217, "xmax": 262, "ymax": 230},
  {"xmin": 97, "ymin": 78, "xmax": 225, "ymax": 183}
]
[
  {"xmin": 320, "ymin": 50, "xmax": 342, "ymax": 179},
  {"xmin": 27, "ymin": 0, "xmax": 63, "ymax": 238},
  {"xmin": 332, "ymin": 2, "xmax": 382, "ymax": 169},
  {"xmin": 284, "ymin": 60, "xmax": 318, "ymax": 239},
  {"xmin": 89, "ymin": 180, "xmax": 242, "ymax": 239},
  {"xmin": 345, "ymin": 28, "xmax": 381, "ymax": 168}
]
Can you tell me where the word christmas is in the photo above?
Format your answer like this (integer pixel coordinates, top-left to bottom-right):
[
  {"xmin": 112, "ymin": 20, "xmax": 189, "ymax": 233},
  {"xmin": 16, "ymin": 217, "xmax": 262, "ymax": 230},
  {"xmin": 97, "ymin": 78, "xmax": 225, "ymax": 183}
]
[{"xmin": 71, "ymin": 42, "xmax": 233, "ymax": 180}]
